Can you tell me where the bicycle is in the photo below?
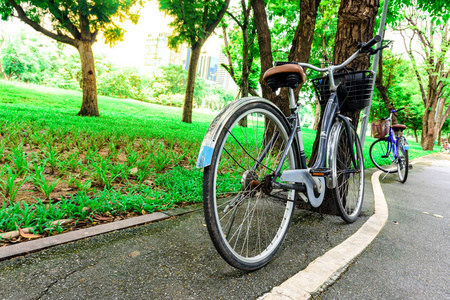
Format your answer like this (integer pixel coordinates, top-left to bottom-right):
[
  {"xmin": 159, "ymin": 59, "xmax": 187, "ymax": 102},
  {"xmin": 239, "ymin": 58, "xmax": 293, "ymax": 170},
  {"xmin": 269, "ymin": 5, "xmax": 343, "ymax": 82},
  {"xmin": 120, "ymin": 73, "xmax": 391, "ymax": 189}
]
[
  {"xmin": 441, "ymin": 138, "xmax": 450, "ymax": 154},
  {"xmin": 369, "ymin": 108, "xmax": 409, "ymax": 183},
  {"xmin": 196, "ymin": 35, "xmax": 384, "ymax": 271}
]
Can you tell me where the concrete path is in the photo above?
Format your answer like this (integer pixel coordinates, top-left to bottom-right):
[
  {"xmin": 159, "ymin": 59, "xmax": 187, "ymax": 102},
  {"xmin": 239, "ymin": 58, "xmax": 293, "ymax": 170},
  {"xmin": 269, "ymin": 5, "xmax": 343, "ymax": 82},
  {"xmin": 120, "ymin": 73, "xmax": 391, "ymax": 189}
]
[{"xmin": 311, "ymin": 153, "xmax": 450, "ymax": 299}]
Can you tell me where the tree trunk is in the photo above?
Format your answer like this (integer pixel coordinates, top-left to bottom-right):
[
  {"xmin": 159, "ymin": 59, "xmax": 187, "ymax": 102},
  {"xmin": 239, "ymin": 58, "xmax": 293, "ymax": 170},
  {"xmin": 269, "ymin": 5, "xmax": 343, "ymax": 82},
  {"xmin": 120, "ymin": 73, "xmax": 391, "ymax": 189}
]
[
  {"xmin": 289, "ymin": 0, "xmax": 321, "ymax": 63},
  {"xmin": 310, "ymin": 0, "xmax": 379, "ymax": 165},
  {"xmin": 313, "ymin": 101, "xmax": 321, "ymax": 131},
  {"xmin": 375, "ymin": 52, "xmax": 397, "ymax": 123},
  {"xmin": 251, "ymin": 0, "xmax": 274, "ymax": 102},
  {"xmin": 182, "ymin": 44, "xmax": 202, "ymax": 123},
  {"xmin": 278, "ymin": 0, "xmax": 321, "ymax": 115},
  {"xmin": 414, "ymin": 128, "xmax": 418, "ymax": 142},
  {"xmin": 241, "ymin": 24, "xmax": 250, "ymax": 98},
  {"xmin": 0, "ymin": 61, "xmax": 6, "ymax": 80},
  {"xmin": 76, "ymin": 41, "xmax": 99, "ymax": 117},
  {"xmin": 308, "ymin": 0, "xmax": 379, "ymax": 215}
]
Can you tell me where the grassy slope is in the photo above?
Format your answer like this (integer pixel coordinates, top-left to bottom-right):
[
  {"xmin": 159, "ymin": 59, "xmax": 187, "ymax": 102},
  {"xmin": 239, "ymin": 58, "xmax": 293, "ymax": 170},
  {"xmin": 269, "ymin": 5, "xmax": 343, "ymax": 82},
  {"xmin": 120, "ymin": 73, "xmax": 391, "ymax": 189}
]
[
  {"xmin": 0, "ymin": 80, "xmax": 435, "ymax": 236},
  {"xmin": 0, "ymin": 80, "xmax": 434, "ymax": 172}
]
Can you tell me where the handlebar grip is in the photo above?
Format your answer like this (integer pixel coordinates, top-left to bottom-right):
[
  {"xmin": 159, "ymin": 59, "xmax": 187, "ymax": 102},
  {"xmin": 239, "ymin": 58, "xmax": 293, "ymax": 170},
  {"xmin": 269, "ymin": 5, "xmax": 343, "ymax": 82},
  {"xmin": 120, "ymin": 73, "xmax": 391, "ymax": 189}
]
[
  {"xmin": 359, "ymin": 35, "xmax": 382, "ymax": 52},
  {"xmin": 395, "ymin": 107, "xmax": 405, "ymax": 112}
]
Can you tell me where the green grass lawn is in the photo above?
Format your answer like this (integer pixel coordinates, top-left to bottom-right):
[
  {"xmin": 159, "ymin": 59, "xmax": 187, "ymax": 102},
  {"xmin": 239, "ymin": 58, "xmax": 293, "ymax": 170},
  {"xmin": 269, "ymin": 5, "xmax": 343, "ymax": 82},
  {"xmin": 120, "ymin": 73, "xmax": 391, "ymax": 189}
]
[{"xmin": 0, "ymin": 80, "xmax": 435, "ymax": 241}]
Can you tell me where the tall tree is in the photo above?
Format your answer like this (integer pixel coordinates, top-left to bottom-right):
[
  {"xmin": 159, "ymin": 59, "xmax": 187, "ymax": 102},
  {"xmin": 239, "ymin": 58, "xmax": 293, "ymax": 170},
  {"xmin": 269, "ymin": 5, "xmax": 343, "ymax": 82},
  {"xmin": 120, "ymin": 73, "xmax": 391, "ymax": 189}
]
[
  {"xmin": 307, "ymin": 0, "xmax": 379, "ymax": 215},
  {"xmin": 220, "ymin": 1, "xmax": 259, "ymax": 98},
  {"xmin": 309, "ymin": 0, "xmax": 380, "ymax": 166},
  {"xmin": 0, "ymin": 0, "xmax": 143, "ymax": 117},
  {"xmin": 306, "ymin": 0, "xmax": 340, "ymax": 130},
  {"xmin": 251, "ymin": 0, "xmax": 321, "ymax": 115},
  {"xmin": 159, "ymin": 0, "xmax": 230, "ymax": 123},
  {"xmin": 0, "ymin": 27, "xmax": 6, "ymax": 79},
  {"xmin": 397, "ymin": 5, "xmax": 450, "ymax": 150}
]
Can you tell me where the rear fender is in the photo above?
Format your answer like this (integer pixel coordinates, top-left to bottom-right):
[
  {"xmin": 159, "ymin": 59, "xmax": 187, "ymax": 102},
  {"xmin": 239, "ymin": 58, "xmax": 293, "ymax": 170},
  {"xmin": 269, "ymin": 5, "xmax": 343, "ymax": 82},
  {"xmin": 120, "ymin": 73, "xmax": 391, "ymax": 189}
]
[{"xmin": 196, "ymin": 97, "xmax": 284, "ymax": 168}]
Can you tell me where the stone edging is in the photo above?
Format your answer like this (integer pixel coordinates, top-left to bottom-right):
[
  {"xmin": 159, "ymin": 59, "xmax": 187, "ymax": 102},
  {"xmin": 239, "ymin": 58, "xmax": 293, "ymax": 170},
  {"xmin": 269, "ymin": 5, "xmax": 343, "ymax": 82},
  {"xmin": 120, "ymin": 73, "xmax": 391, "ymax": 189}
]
[{"xmin": 0, "ymin": 203, "xmax": 203, "ymax": 261}]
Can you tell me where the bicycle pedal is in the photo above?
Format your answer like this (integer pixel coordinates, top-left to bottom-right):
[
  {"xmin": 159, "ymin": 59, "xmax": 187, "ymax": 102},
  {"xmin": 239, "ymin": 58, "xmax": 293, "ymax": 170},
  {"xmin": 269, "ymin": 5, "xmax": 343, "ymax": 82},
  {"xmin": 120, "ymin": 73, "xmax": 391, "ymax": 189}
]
[
  {"xmin": 381, "ymin": 155, "xmax": 389, "ymax": 158},
  {"xmin": 309, "ymin": 168, "xmax": 331, "ymax": 177}
]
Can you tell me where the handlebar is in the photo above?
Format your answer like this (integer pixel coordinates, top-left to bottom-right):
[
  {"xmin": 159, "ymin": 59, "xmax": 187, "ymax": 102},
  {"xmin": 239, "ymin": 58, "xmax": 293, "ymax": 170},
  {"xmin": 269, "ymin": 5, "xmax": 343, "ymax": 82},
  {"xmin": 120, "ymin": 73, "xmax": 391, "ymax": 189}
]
[
  {"xmin": 295, "ymin": 35, "xmax": 383, "ymax": 73},
  {"xmin": 358, "ymin": 35, "xmax": 382, "ymax": 52},
  {"xmin": 392, "ymin": 107, "xmax": 405, "ymax": 114}
]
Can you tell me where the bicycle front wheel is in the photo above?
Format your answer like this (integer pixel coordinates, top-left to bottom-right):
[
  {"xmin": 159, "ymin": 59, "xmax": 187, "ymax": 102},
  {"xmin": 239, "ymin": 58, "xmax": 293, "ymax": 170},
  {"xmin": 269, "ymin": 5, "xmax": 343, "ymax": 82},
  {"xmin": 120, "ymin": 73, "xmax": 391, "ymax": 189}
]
[
  {"xmin": 330, "ymin": 122, "xmax": 364, "ymax": 223},
  {"xmin": 203, "ymin": 101, "xmax": 299, "ymax": 271},
  {"xmin": 397, "ymin": 136, "xmax": 409, "ymax": 183},
  {"xmin": 369, "ymin": 138, "xmax": 397, "ymax": 173}
]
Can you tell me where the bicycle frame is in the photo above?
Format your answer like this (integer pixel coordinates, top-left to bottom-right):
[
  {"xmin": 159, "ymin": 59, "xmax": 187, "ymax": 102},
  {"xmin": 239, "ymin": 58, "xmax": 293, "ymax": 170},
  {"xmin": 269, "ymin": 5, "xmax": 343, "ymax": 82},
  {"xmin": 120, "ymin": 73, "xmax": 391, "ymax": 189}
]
[
  {"xmin": 383, "ymin": 110, "xmax": 402, "ymax": 162},
  {"xmin": 197, "ymin": 36, "xmax": 381, "ymax": 207},
  {"xmin": 387, "ymin": 128, "xmax": 400, "ymax": 160}
]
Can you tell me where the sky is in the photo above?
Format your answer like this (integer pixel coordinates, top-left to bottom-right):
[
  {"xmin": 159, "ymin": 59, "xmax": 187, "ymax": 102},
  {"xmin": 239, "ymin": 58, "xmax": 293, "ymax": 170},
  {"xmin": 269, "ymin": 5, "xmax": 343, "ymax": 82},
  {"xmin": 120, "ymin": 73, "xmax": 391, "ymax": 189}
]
[{"xmin": 93, "ymin": 1, "xmax": 223, "ymax": 68}]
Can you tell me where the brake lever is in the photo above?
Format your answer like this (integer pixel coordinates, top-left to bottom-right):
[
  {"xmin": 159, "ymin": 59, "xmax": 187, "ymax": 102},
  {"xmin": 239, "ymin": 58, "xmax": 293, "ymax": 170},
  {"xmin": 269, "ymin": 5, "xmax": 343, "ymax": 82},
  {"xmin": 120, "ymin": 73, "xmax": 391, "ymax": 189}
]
[{"xmin": 367, "ymin": 45, "xmax": 389, "ymax": 55}]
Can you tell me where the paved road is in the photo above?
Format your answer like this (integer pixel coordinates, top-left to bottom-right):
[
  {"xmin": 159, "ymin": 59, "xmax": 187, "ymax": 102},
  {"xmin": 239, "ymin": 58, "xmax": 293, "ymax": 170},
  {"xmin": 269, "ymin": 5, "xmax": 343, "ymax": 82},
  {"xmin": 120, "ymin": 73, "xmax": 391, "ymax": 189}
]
[
  {"xmin": 313, "ymin": 153, "xmax": 450, "ymax": 300},
  {"xmin": 0, "ymin": 187, "xmax": 374, "ymax": 299}
]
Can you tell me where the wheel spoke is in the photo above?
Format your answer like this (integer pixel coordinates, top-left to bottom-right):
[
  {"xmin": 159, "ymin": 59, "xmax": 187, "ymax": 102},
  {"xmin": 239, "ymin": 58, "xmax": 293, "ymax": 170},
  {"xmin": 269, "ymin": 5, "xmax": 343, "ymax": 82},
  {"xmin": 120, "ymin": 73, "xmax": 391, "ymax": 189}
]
[
  {"xmin": 204, "ymin": 104, "xmax": 297, "ymax": 270},
  {"xmin": 332, "ymin": 124, "xmax": 364, "ymax": 223}
]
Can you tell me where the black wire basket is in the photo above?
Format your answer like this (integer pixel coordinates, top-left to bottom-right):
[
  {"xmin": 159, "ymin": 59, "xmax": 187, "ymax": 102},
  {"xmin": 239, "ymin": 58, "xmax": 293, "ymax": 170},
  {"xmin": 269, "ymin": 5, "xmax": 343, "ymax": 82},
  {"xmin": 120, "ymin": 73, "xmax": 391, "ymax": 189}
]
[{"xmin": 312, "ymin": 70, "xmax": 375, "ymax": 112}]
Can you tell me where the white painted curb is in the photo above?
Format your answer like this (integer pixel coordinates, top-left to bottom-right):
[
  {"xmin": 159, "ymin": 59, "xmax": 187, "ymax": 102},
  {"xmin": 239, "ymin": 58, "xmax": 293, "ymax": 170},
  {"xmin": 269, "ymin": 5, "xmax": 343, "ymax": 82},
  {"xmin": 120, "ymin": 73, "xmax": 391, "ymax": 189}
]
[{"xmin": 258, "ymin": 171, "xmax": 388, "ymax": 300}]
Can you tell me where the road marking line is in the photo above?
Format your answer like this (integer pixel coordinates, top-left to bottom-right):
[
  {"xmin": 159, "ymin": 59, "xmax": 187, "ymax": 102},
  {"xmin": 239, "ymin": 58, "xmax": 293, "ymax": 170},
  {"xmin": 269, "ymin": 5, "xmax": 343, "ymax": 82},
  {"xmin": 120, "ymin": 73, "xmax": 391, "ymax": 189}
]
[{"xmin": 258, "ymin": 171, "xmax": 388, "ymax": 300}]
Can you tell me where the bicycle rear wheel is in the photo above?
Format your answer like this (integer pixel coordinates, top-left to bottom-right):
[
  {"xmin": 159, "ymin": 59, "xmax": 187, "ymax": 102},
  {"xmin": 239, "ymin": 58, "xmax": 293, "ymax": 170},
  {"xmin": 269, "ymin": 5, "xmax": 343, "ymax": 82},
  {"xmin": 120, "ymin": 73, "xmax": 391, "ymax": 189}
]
[
  {"xmin": 330, "ymin": 122, "xmax": 364, "ymax": 223},
  {"xmin": 203, "ymin": 101, "xmax": 299, "ymax": 271},
  {"xmin": 396, "ymin": 136, "xmax": 409, "ymax": 183},
  {"xmin": 369, "ymin": 138, "xmax": 397, "ymax": 173}
]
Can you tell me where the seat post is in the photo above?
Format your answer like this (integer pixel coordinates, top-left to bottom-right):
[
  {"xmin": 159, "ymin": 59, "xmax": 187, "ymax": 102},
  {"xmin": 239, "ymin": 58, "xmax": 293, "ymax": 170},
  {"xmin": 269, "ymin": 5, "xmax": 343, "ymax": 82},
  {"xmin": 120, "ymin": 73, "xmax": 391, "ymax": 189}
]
[{"xmin": 288, "ymin": 88, "xmax": 297, "ymax": 110}]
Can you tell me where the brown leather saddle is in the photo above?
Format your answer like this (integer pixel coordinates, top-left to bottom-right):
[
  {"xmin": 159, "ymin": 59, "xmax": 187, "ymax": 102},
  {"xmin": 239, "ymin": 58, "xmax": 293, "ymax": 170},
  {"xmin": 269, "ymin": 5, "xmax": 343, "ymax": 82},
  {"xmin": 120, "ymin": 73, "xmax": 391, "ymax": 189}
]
[{"xmin": 263, "ymin": 62, "xmax": 307, "ymax": 91}]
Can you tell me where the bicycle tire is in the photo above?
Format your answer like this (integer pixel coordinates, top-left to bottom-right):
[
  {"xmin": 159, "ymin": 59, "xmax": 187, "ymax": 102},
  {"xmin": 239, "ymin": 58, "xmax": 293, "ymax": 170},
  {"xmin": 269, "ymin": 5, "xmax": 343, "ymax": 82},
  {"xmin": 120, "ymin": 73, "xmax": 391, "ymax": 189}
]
[
  {"xmin": 369, "ymin": 138, "xmax": 398, "ymax": 173},
  {"xmin": 330, "ymin": 122, "xmax": 364, "ymax": 223},
  {"xmin": 396, "ymin": 136, "xmax": 409, "ymax": 183},
  {"xmin": 203, "ymin": 101, "xmax": 300, "ymax": 271}
]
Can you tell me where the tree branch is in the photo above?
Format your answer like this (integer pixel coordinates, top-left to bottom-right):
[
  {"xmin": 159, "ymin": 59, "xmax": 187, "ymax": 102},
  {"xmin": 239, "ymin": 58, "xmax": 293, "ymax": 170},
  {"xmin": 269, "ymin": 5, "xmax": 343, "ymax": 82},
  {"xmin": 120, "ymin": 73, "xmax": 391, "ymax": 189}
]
[
  {"xmin": 204, "ymin": 0, "xmax": 230, "ymax": 40},
  {"xmin": 400, "ymin": 29, "xmax": 427, "ymax": 105},
  {"xmin": 47, "ymin": 0, "xmax": 81, "ymax": 40},
  {"xmin": 203, "ymin": 0, "xmax": 209, "ymax": 31},
  {"xmin": 226, "ymin": 11, "xmax": 243, "ymax": 29},
  {"xmin": 7, "ymin": 0, "xmax": 77, "ymax": 47},
  {"xmin": 221, "ymin": 23, "xmax": 236, "ymax": 80}
]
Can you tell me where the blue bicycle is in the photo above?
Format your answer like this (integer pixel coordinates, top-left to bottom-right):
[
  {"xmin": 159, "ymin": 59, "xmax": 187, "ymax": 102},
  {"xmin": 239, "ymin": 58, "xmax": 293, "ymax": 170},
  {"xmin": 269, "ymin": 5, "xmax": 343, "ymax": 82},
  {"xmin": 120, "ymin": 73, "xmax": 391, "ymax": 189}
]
[{"xmin": 369, "ymin": 108, "xmax": 409, "ymax": 183}]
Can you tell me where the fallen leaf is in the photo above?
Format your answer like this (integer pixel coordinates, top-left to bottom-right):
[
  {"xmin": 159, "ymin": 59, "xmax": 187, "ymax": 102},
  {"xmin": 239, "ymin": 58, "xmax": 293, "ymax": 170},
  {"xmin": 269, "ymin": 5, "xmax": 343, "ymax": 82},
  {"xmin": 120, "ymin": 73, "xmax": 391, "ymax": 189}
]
[
  {"xmin": 94, "ymin": 214, "xmax": 112, "ymax": 221},
  {"xmin": 18, "ymin": 227, "xmax": 41, "ymax": 239},
  {"xmin": 130, "ymin": 167, "xmax": 138, "ymax": 175},
  {"xmin": 128, "ymin": 251, "xmax": 140, "ymax": 258}
]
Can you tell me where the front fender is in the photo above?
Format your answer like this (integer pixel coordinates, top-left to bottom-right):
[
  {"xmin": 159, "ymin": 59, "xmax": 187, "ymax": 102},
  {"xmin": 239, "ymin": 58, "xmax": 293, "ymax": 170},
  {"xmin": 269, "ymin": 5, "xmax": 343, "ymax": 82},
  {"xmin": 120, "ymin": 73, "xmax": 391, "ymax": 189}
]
[{"xmin": 196, "ymin": 97, "xmax": 284, "ymax": 168}]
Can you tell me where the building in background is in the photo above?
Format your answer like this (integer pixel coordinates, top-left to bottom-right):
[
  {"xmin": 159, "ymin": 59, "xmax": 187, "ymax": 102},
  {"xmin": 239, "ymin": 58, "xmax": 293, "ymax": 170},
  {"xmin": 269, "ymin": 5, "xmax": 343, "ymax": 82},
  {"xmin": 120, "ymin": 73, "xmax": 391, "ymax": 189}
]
[{"xmin": 144, "ymin": 32, "xmax": 237, "ymax": 91}]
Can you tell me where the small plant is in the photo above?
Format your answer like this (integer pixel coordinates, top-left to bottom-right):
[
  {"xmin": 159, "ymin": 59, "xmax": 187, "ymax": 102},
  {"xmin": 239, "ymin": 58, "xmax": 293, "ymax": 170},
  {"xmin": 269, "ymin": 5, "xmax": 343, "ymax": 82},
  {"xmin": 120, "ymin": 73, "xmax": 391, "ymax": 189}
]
[
  {"xmin": 31, "ymin": 162, "xmax": 60, "ymax": 200},
  {"xmin": 75, "ymin": 179, "xmax": 93, "ymax": 193},
  {"xmin": 66, "ymin": 150, "xmax": 82, "ymax": 172},
  {"xmin": 0, "ymin": 165, "xmax": 29, "ymax": 203},
  {"xmin": 85, "ymin": 146, "xmax": 99, "ymax": 163},
  {"xmin": 45, "ymin": 146, "xmax": 60, "ymax": 174},
  {"xmin": 107, "ymin": 141, "xmax": 121, "ymax": 161},
  {"xmin": 167, "ymin": 142, "xmax": 186, "ymax": 165},
  {"xmin": 66, "ymin": 174, "xmax": 79, "ymax": 189},
  {"xmin": 126, "ymin": 147, "xmax": 139, "ymax": 167},
  {"xmin": 136, "ymin": 159, "xmax": 154, "ymax": 186},
  {"xmin": 151, "ymin": 143, "xmax": 171, "ymax": 172},
  {"xmin": 110, "ymin": 163, "xmax": 130, "ymax": 183},
  {"xmin": 56, "ymin": 159, "xmax": 70, "ymax": 177},
  {"xmin": 9, "ymin": 145, "xmax": 29, "ymax": 175},
  {"xmin": 0, "ymin": 140, "xmax": 7, "ymax": 163}
]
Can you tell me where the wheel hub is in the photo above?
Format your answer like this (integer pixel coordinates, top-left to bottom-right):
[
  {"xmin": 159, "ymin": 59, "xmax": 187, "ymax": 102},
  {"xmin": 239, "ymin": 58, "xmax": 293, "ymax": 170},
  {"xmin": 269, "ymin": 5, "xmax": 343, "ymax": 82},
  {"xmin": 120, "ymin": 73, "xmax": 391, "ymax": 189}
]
[{"xmin": 241, "ymin": 170, "xmax": 260, "ymax": 194}]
